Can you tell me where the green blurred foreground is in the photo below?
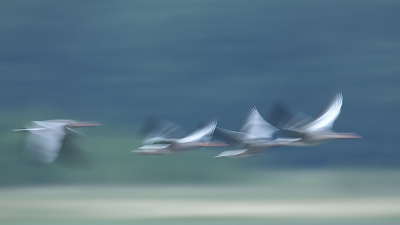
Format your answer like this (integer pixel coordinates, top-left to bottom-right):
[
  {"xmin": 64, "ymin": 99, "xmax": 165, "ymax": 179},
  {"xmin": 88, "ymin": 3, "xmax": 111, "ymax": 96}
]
[{"xmin": 1, "ymin": 169, "xmax": 400, "ymax": 224}]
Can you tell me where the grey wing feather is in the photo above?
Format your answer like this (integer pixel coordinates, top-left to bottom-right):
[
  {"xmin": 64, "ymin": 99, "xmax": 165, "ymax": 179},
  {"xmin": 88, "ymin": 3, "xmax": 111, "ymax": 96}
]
[
  {"xmin": 240, "ymin": 107, "xmax": 278, "ymax": 140},
  {"xmin": 21, "ymin": 124, "xmax": 66, "ymax": 164},
  {"xmin": 212, "ymin": 127, "xmax": 248, "ymax": 146},
  {"xmin": 214, "ymin": 149, "xmax": 251, "ymax": 158},
  {"xmin": 143, "ymin": 120, "xmax": 184, "ymax": 144},
  {"xmin": 301, "ymin": 91, "xmax": 343, "ymax": 132},
  {"xmin": 268, "ymin": 102, "xmax": 312, "ymax": 132},
  {"xmin": 176, "ymin": 120, "xmax": 217, "ymax": 143}
]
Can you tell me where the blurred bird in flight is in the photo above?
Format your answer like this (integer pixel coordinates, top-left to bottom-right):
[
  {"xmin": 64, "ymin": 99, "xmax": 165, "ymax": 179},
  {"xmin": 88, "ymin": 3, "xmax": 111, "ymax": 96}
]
[
  {"xmin": 269, "ymin": 91, "xmax": 361, "ymax": 147},
  {"xmin": 211, "ymin": 108, "xmax": 299, "ymax": 158},
  {"xmin": 133, "ymin": 119, "xmax": 225, "ymax": 155},
  {"xmin": 14, "ymin": 120, "xmax": 101, "ymax": 165}
]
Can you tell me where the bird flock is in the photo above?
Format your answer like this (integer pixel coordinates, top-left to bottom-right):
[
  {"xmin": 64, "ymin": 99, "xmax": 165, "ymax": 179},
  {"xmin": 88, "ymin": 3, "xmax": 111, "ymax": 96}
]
[{"xmin": 14, "ymin": 92, "xmax": 360, "ymax": 165}]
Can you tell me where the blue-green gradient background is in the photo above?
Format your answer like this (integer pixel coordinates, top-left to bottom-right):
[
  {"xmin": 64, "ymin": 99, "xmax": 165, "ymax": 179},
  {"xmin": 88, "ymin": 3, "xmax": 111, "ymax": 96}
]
[{"xmin": 0, "ymin": 0, "xmax": 399, "ymax": 185}]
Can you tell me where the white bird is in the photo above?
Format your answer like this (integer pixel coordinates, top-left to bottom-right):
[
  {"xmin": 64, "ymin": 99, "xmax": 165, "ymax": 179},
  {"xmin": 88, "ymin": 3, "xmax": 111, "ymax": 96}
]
[
  {"xmin": 132, "ymin": 120, "xmax": 223, "ymax": 155},
  {"xmin": 214, "ymin": 108, "xmax": 299, "ymax": 158},
  {"xmin": 14, "ymin": 120, "xmax": 101, "ymax": 165},
  {"xmin": 273, "ymin": 91, "xmax": 361, "ymax": 146}
]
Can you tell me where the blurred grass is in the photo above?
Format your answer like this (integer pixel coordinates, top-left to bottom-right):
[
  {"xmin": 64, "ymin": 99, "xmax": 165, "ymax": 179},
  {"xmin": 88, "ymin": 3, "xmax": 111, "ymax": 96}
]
[
  {"xmin": 2, "ymin": 169, "xmax": 400, "ymax": 200},
  {"xmin": 1, "ymin": 169, "xmax": 400, "ymax": 224}
]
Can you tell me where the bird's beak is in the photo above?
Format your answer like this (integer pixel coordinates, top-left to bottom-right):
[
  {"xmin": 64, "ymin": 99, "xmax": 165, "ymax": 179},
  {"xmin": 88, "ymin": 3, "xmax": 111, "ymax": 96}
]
[
  {"xmin": 201, "ymin": 142, "xmax": 229, "ymax": 147},
  {"xmin": 339, "ymin": 133, "xmax": 362, "ymax": 139},
  {"xmin": 12, "ymin": 128, "xmax": 47, "ymax": 132},
  {"xmin": 71, "ymin": 122, "xmax": 102, "ymax": 127}
]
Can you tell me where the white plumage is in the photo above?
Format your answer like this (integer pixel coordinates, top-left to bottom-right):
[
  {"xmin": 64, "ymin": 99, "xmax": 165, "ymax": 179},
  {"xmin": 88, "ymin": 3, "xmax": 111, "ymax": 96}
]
[
  {"xmin": 213, "ymin": 108, "xmax": 294, "ymax": 158},
  {"xmin": 276, "ymin": 92, "xmax": 361, "ymax": 146},
  {"xmin": 133, "ymin": 120, "xmax": 219, "ymax": 155},
  {"xmin": 14, "ymin": 120, "xmax": 100, "ymax": 165}
]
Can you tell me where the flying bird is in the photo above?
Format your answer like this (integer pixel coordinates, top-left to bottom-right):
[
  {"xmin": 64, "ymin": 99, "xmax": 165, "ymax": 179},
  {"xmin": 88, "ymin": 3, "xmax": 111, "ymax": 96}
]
[
  {"xmin": 270, "ymin": 91, "xmax": 361, "ymax": 146},
  {"xmin": 212, "ymin": 108, "xmax": 299, "ymax": 158},
  {"xmin": 132, "ymin": 120, "xmax": 223, "ymax": 155},
  {"xmin": 14, "ymin": 120, "xmax": 101, "ymax": 165}
]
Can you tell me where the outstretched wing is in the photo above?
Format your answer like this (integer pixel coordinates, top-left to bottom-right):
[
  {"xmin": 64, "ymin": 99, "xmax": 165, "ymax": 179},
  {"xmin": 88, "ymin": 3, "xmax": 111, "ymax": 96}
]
[
  {"xmin": 240, "ymin": 107, "xmax": 278, "ymax": 141},
  {"xmin": 268, "ymin": 102, "xmax": 312, "ymax": 131},
  {"xmin": 212, "ymin": 127, "xmax": 248, "ymax": 146},
  {"xmin": 301, "ymin": 91, "xmax": 343, "ymax": 132},
  {"xmin": 197, "ymin": 121, "xmax": 247, "ymax": 146},
  {"xmin": 176, "ymin": 120, "xmax": 217, "ymax": 144},
  {"xmin": 20, "ymin": 121, "xmax": 67, "ymax": 165},
  {"xmin": 214, "ymin": 149, "xmax": 251, "ymax": 158},
  {"xmin": 142, "ymin": 119, "xmax": 184, "ymax": 144}
]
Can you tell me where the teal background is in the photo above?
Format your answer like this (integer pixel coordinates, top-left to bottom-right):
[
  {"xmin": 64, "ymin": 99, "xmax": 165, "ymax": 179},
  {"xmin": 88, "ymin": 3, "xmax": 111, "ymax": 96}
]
[{"xmin": 0, "ymin": 0, "xmax": 399, "ymax": 185}]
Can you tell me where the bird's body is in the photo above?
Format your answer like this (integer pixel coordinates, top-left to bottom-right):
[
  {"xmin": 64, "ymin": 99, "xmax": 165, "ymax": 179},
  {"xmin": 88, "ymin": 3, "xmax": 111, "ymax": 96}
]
[
  {"xmin": 273, "ymin": 92, "xmax": 361, "ymax": 146},
  {"xmin": 214, "ymin": 108, "xmax": 297, "ymax": 158},
  {"xmin": 133, "ymin": 120, "xmax": 221, "ymax": 155},
  {"xmin": 215, "ymin": 138, "xmax": 299, "ymax": 158},
  {"xmin": 14, "ymin": 120, "xmax": 100, "ymax": 165}
]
